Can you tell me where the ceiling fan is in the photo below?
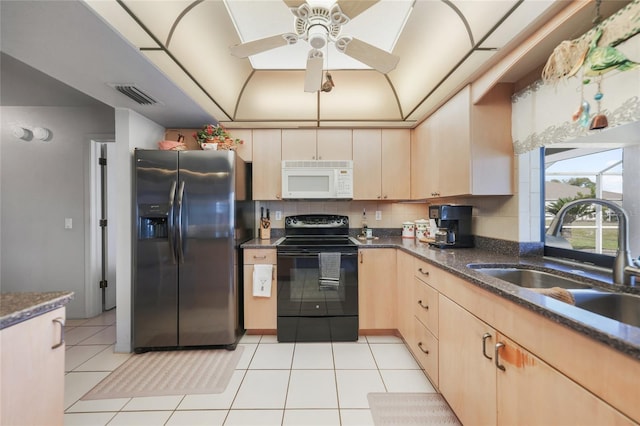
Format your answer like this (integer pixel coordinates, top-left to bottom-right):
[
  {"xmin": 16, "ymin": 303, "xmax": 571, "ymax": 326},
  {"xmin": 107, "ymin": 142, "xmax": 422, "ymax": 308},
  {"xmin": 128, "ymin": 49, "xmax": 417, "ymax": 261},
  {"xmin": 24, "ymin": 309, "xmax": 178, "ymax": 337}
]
[{"xmin": 229, "ymin": 0, "xmax": 400, "ymax": 92}]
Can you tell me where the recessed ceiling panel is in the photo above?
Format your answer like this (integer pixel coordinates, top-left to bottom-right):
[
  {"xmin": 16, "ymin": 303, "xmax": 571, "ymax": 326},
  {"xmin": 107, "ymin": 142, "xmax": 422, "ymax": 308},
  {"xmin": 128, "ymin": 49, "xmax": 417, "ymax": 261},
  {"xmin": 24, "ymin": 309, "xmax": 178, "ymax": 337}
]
[
  {"xmin": 314, "ymin": 71, "xmax": 399, "ymax": 120},
  {"xmin": 236, "ymin": 71, "xmax": 318, "ymax": 120},
  {"xmin": 406, "ymin": 50, "xmax": 497, "ymax": 122},
  {"xmin": 318, "ymin": 70, "xmax": 400, "ymax": 120},
  {"xmin": 390, "ymin": 1, "xmax": 472, "ymax": 116},
  {"xmin": 168, "ymin": 1, "xmax": 252, "ymax": 115}
]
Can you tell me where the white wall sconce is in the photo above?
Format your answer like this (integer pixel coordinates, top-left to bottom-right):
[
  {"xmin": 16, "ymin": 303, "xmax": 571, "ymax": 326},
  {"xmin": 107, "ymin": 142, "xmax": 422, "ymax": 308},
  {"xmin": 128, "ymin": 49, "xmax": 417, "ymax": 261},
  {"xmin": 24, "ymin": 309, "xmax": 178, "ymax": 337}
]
[
  {"xmin": 11, "ymin": 126, "xmax": 32, "ymax": 141},
  {"xmin": 10, "ymin": 125, "xmax": 52, "ymax": 142},
  {"xmin": 33, "ymin": 127, "xmax": 52, "ymax": 141}
]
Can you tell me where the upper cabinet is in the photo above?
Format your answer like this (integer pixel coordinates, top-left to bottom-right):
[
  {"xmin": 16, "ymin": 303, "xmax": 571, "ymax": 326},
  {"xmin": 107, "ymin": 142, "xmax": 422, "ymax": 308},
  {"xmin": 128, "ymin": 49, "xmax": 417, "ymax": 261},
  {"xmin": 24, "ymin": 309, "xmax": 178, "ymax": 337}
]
[
  {"xmin": 281, "ymin": 129, "xmax": 352, "ymax": 161},
  {"xmin": 411, "ymin": 84, "xmax": 513, "ymax": 199},
  {"xmin": 252, "ymin": 129, "xmax": 282, "ymax": 200},
  {"xmin": 230, "ymin": 129, "xmax": 253, "ymax": 162},
  {"xmin": 353, "ymin": 129, "xmax": 411, "ymax": 200}
]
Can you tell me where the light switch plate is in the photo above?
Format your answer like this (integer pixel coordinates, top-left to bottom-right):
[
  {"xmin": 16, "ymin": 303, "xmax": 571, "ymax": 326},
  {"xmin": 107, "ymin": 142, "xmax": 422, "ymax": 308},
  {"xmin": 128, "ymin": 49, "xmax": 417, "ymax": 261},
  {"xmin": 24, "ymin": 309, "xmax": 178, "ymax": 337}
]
[
  {"xmin": 375, "ymin": 211, "xmax": 382, "ymax": 220},
  {"xmin": 275, "ymin": 211, "xmax": 282, "ymax": 220},
  {"xmin": 64, "ymin": 218, "xmax": 73, "ymax": 229}
]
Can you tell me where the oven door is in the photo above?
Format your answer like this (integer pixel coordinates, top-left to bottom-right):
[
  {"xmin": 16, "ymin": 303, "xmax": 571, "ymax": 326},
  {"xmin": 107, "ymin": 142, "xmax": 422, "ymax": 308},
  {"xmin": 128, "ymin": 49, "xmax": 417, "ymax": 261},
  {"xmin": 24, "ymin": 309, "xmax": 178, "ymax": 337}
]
[{"xmin": 277, "ymin": 247, "xmax": 358, "ymax": 317}]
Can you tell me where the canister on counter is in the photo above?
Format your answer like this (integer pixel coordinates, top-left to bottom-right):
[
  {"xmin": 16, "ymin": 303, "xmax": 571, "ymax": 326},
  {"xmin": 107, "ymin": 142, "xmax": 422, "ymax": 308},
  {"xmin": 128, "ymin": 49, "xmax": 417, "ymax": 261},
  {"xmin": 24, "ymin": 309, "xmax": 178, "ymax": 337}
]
[
  {"xmin": 402, "ymin": 221, "xmax": 415, "ymax": 239},
  {"xmin": 415, "ymin": 219, "xmax": 429, "ymax": 240}
]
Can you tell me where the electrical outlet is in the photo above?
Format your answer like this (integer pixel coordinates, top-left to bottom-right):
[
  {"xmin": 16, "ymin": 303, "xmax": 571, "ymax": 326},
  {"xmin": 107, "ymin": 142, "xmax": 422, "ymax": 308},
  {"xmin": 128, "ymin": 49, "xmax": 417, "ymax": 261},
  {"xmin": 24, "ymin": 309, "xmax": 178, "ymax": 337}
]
[
  {"xmin": 64, "ymin": 218, "xmax": 73, "ymax": 229},
  {"xmin": 375, "ymin": 210, "xmax": 382, "ymax": 220},
  {"xmin": 275, "ymin": 211, "xmax": 282, "ymax": 220}
]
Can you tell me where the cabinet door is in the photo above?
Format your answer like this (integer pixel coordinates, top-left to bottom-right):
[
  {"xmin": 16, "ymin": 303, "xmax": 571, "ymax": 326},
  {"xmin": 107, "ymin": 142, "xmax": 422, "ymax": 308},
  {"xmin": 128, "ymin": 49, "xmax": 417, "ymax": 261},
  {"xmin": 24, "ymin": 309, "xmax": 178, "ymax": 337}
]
[
  {"xmin": 396, "ymin": 250, "xmax": 414, "ymax": 339},
  {"xmin": 358, "ymin": 249, "xmax": 396, "ymax": 329},
  {"xmin": 1, "ymin": 307, "xmax": 65, "ymax": 426},
  {"xmin": 252, "ymin": 129, "xmax": 282, "ymax": 200},
  {"xmin": 243, "ymin": 249, "xmax": 277, "ymax": 330},
  {"xmin": 437, "ymin": 86, "xmax": 471, "ymax": 197},
  {"xmin": 410, "ymin": 120, "xmax": 431, "ymax": 199},
  {"xmin": 439, "ymin": 294, "xmax": 496, "ymax": 425},
  {"xmin": 281, "ymin": 129, "xmax": 317, "ymax": 160},
  {"xmin": 411, "ymin": 317, "xmax": 439, "ymax": 386},
  {"xmin": 381, "ymin": 129, "xmax": 410, "ymax": 200},
  {"xmin": 352, "ymin": 129, "xmax": 382, "ymax": 200},
  {"xmin": 317, "ymin": 129, "xmax": 352, "ymax": 160},
  {"xmin": 495, "ymin": 333, "xmax": 634, "ymax": 426}
]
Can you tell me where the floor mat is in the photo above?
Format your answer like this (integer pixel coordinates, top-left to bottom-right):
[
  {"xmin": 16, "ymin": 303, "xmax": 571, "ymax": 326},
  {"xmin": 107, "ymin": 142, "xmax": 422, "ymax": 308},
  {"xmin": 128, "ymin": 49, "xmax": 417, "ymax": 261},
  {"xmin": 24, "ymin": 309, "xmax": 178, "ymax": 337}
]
[
  {"xmin": 81, "ymin": 347, "xmax": 243, "ymax": 400},
  {"xmin": 368, "ymin": 392, "xmax": 461, "ymax": 425}
]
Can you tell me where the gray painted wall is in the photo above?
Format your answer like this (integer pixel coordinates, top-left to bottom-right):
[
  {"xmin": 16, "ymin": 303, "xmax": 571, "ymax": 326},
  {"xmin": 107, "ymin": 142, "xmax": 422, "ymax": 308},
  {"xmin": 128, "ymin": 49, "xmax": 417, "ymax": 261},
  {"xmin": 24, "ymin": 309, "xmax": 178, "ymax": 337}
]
[{"xmin": 1, "ymin": 105, "xmax": 114, "ymax": 317}]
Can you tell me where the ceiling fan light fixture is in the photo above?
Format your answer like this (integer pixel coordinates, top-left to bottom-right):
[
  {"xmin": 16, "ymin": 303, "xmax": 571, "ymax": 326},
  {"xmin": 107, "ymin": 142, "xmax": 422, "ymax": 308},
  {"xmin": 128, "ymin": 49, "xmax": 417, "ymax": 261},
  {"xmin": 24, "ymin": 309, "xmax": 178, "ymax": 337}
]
[{"xmin": 307, "ymin": 25, "xmax": 328, "ymax": 49}]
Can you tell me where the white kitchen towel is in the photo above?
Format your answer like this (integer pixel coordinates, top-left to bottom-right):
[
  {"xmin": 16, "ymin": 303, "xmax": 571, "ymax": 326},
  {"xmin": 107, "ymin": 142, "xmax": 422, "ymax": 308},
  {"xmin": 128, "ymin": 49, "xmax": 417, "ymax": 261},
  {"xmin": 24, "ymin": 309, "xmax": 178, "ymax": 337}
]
[
  {"xmin": 319, "ymin": 252, "xmax": 341, "ymax": 289},
  {"xmin": 253, "ymin": 264, "xmax": 273, "ymax": 297}
]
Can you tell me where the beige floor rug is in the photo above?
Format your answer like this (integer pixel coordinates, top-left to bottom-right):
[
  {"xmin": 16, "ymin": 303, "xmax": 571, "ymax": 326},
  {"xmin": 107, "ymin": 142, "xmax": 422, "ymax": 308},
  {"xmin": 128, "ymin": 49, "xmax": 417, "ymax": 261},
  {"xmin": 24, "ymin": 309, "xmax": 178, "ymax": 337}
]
[
  {"xmin": 368, "ymin": 392, "xmax": 461, "ymax": 425},
  {"xmin": 82, "ymin": 347, "xmax": 244, "ymax": 400}
]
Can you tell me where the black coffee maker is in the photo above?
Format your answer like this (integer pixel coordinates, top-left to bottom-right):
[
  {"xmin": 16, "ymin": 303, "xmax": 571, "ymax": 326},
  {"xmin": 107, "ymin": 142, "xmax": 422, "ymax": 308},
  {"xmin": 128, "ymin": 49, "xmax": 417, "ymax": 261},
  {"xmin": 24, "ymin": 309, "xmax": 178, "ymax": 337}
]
[{"xmin": 428, "ymin": 204, "xmax": 473, "ymax": 248}]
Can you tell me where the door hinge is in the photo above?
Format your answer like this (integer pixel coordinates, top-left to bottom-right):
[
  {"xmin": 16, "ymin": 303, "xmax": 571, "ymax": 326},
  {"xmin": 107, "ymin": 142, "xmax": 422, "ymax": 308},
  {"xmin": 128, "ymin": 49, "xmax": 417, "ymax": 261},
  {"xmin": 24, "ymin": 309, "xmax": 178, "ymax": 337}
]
[
  {"xmin": 99, "ymin": 280, "xmax": 108, "ymax": 289},
  {"xmin": 99, "ymin": 219, "xmax": 108, "ymax": 227},
  {"xmin": 99, "ymin": 158, "xmax": 107, "ymax": 166}
]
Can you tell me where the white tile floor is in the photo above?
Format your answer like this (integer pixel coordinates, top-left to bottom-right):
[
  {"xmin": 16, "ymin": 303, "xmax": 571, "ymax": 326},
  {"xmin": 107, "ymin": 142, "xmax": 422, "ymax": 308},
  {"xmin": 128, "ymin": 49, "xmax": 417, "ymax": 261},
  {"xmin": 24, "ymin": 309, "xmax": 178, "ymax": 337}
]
[{"xmin": 63, "ymin": 310, "xmax": 437, "ymax": 425}]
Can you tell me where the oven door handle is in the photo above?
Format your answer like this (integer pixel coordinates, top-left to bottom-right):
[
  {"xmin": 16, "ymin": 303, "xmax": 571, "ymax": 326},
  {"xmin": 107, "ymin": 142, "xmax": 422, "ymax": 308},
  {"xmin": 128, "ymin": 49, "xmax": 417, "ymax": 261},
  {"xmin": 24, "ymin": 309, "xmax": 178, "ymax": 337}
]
[{"xmin": 277, "ymin": 251, "xmax": 358, "ymax": 258}]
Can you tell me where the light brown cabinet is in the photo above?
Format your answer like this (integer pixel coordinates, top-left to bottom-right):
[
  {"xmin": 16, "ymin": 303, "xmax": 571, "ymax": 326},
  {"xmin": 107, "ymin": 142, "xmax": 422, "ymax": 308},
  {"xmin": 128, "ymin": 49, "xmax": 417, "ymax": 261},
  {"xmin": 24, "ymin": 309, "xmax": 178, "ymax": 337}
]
[
  {"xmin": 439, "ymin": 294, "xmax": 634, "ymax": 425},
  {"xmin": 229, "ymin": 128, "xmax": 253, "ymax": 162},
  {"xmin": 252, "ymin": 129, "xmax": 282, "ymax": 200},
  {"xmin": 395, "ymin": 250, "xmax": 414, "ymax": 339},
  {"xmin": 353, "ymin": 129, "xmax": 410, "ymax": 200},
  {"xmin": 358, "ymin": 248, "xmax": 397, "ymax": 330},
  {"xmin": 281, "ymin": 129, "xmax": 352, "ymax": 160},
  {"xmin": 411, "ymin": 84, "xmax": 513, "ymax": 199},
  {"xmin": 1, "ymin": 307, "xmax": 66, "ymax": 426},
  {"xmin": 243, "ymin": 249, "xmax": 277, "ymax": 331}
]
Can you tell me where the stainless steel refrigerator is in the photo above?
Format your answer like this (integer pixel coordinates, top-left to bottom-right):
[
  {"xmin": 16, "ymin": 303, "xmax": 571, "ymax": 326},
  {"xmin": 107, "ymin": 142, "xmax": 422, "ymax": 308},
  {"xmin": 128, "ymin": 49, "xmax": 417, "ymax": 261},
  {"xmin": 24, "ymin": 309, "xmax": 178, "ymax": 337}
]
[{"xmin": 133, "ymin": 149, "xmax": 254, "ymax": 352}]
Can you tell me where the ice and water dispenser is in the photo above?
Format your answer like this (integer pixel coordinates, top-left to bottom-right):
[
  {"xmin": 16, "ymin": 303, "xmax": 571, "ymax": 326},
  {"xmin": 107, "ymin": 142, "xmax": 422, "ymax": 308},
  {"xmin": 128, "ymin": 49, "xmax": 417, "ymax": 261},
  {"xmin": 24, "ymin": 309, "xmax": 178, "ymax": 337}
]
[{"xmin": 138, "ymin": 204, "xmax": 169, "ymax": 239}]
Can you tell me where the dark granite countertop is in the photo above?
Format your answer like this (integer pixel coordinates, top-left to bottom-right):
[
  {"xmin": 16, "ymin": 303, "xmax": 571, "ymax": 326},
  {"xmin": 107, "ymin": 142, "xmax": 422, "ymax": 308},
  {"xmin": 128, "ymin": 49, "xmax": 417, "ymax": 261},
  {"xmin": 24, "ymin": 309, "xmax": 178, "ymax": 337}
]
[
  {"xmin": 0, "ymin": 291, "xmax": 74, "ymax": 330},
  {"xmin": 242, "ymin": 236, "xmax": 640, "ymax": 359}
]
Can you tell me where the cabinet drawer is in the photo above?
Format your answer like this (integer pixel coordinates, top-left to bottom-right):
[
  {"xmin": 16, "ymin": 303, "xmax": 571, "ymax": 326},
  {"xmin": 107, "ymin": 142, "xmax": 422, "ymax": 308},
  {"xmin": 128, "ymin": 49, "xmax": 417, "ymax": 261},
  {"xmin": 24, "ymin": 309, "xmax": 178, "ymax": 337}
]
[
  {"xmin": 414, "ymin": 258, "xmax": 433, "ymax": 283},
  {"xmin": 411, "ymin": 318, "xmax": 439, "ymax": 387},
  {"xmin": 413, "ymin": 278, "xmax": 438, "ymax": 337},
  {"xmin": 244, "ymin": 249, "xmax": 276, "ymax": 264}
]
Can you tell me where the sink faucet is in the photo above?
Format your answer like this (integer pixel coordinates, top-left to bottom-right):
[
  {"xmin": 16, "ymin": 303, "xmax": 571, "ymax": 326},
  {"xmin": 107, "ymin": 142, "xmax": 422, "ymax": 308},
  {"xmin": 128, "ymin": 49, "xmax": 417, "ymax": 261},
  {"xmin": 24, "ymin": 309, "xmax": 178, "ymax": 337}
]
[{"xmin": 546, "ymin": 198, "xmax": 640, "ymax": 286}]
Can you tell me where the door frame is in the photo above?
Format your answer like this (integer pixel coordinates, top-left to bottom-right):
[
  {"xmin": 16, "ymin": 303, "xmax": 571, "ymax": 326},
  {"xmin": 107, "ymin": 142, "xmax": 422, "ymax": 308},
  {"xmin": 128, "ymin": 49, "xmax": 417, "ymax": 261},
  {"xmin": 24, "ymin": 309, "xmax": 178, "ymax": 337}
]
[{"xmin": 85, "ymin": 137, "xmax": 116, "ymax": 318}]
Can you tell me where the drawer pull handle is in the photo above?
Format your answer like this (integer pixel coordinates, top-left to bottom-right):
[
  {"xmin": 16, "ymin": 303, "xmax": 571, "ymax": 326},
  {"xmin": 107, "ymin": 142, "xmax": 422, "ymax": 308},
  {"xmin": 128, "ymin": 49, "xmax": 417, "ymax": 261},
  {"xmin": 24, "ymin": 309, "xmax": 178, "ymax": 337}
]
[
  {"xmin": 418, "ymin": 341, "xmax": 429, "ymax": 354},
  {"xmin": 482, "ymin": 332, "xmax": 492, "ymax": 360},
  {"xmin": 418, "ymin": 268, "xmax": 429, "ymax": 276},
  {"xmin": 52, "ymin": 317, "xmax": 65, "ymax": 349},
  {"xmin": 253, "ymin": 255, "xmax": 267, "ymax": 260},
  {"xmin": 495, "ymin": 342, "xmax": 506, "ymax": 371},
  {"xmin": 417, "ymin": 300, "xmax": 429, "ymax": 310}
]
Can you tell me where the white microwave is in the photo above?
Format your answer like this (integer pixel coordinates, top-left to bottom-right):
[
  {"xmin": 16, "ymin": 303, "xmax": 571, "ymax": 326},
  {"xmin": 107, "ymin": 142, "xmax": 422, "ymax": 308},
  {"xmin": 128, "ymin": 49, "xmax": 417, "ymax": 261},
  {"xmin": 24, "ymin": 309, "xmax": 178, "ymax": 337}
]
[{"xmin": 282, "ymin": 160, "xmax": 353, "ymax": 199}]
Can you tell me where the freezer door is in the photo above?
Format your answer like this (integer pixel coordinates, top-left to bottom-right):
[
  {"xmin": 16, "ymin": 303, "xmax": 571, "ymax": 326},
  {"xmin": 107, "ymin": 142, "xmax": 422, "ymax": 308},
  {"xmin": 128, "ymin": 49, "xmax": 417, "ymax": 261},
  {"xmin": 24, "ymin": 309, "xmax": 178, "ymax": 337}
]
[
  {"xmin": 133, "ymin": 150, "xmax": 179, "ymax": 350},
  {"xmin": 177, "ymin": 150, "xmax": 237, "ymax": 346}
]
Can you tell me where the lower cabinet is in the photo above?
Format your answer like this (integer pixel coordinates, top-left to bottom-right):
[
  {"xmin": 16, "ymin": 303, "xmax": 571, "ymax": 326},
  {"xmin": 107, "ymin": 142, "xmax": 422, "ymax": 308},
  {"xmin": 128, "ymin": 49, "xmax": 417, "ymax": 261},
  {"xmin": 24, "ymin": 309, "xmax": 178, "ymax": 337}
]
[
  {"xmin": 439, "ymin": 291, "xmax": 635, "ymax": 425},
  {"xmin": 1, "ymin": 307, "xmax": 66, "ymax": 426},
  {"xmin": 358, "ymin": 249, "xmax": 397, "ymax": 330},
  {"xmin": 243, "ymin": 248, "xmax": 277, "ymax": 331}
]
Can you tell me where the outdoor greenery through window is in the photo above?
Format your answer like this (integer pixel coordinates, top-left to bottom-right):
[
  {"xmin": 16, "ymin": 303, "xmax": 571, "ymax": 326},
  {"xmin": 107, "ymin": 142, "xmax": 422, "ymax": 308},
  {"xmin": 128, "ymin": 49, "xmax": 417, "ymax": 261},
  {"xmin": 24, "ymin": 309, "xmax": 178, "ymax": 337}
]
[{"xmin": 543, "ymin": 147, "xmax": 627, "ymax": 267}]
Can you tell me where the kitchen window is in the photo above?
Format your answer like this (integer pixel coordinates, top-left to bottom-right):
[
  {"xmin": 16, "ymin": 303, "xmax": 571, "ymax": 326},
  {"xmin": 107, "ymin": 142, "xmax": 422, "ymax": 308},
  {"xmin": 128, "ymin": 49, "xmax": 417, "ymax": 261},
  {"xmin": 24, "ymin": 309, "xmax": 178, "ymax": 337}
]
[{"xmin": 543, "ymin": 146, "xmax": 639, "ymax": 268}]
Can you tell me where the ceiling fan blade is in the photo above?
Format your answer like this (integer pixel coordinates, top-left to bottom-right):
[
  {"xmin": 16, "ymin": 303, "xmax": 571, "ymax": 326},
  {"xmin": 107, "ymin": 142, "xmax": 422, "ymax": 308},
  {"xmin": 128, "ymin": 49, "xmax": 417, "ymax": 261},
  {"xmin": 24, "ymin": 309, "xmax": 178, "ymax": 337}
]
[
  {"xmin": 229, "ymin": 34, "xmax": 291, "ymax": 58},
  {"xmin": 283, "ymin": 0, "xmax": 306, "ymax": 8},
  {"xmin": 336, "ymin": 37, "xmax": 399, "ymax": 73},
  {"xmin": 336, "ymin": 0, "xmax": 379, "ymax": 19},
  {"xmin": 304, "ymin": 53, "xmax": 324, "ymax": 93}
]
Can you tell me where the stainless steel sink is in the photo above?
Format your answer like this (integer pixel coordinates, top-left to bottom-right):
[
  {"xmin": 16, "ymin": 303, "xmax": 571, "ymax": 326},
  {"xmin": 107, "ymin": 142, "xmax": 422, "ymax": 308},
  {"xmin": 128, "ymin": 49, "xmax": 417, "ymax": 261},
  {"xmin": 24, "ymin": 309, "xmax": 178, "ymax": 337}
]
[
  {"xmin": 571, "ymin": 290, "xmax": 640, "ymax": 328},
  {"xmin": 472, "ymin": 267, "xmax": 593, "ymax": 290}
]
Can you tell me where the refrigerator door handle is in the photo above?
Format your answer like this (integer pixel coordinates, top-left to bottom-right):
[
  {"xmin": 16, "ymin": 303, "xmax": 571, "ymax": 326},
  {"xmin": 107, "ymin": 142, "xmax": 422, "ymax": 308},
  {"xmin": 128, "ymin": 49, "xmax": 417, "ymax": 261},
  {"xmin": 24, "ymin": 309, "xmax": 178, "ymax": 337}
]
[
  {"xmin": 168, "ymin": 180, "xmax": 178, "ymax": 264},
  {"xmin": 176, "ymin": 180, "xmax": 186, "ymax": 264}
]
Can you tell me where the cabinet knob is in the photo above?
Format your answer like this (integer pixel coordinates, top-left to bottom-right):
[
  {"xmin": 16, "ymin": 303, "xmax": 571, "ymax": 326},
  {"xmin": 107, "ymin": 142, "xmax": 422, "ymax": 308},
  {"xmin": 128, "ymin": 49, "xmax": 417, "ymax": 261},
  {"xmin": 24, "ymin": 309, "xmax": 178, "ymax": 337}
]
[{"xmin": 383, "ymin": 195, "xmax": 388, "ymax": 199}]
